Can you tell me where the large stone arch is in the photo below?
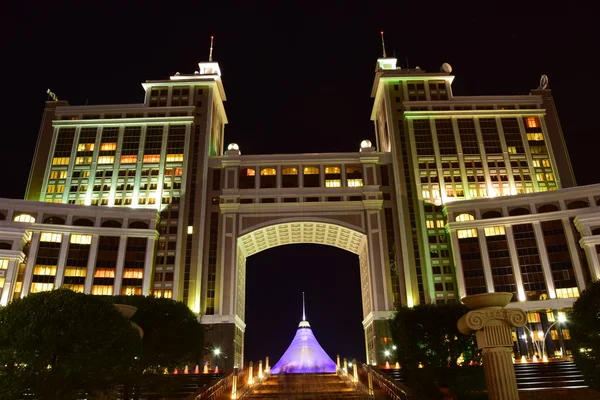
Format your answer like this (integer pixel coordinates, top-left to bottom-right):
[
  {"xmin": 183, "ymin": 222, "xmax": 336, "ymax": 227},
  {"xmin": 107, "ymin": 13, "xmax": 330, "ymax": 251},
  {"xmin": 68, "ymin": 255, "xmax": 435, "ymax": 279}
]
[{"xmin": 201, "ymin": 208, "xmax": 396, "ymax": 370}]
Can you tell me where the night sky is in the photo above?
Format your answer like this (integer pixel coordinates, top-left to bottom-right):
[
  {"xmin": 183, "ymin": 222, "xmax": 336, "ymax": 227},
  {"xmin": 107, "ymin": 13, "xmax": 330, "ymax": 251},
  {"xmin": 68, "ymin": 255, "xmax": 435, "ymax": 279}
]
[{"xmin": 1, "ymin": 3, "xmax": 598, "ymax": 364}]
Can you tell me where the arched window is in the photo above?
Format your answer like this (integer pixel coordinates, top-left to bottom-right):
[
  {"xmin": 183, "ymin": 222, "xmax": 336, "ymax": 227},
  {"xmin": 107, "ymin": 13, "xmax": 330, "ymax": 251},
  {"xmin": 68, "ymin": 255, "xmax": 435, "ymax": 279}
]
[
  {"xmin": 455, "ymin": 213, "xmax": 475, "ymax": 222},
  {"xmin": 509, "ymin": 207, "xmax": 530, "ymax": 216},
  {"xmin": 538, "ymin": 204, "xmax": 560, "ymax": 213},
  {"xmin": 13, "ymin": 214, "xmax": 35, "ymax": 223},
  {"xmin": 239, "ymin": 168, "xmax": 256, "ymax": 189},
  {"xmin": 129, "ymin": 221, "xmax": 149, "ymax": 229},
  {"xmin": 101, "ymin": 220, "xmax": 122, "ymax": 228},
  {"xmin": 282, "ymin": 167, "xmax": 299, "ymax": 188},
  {"xmin": 43, "ymin": 216, "xmax": 65, "ymax": 225},
  {"xmin": 303, "ymin": 166, "xmax": 320, "ymax": 187},
  {"xmin": 0, "ymin": 242, "xmax": 12, "ymax": 250},
  {"xmin": 260, "ymin": 168, "xmax": 277, "ymax": 188},
  {"xmin": 73, "ymin": 218, "xmax": 94, "ymax": 227},
  {"xmin": 567, "ymin": 200, "xmax": 589, "ymax": 210},
  {"xmin": 260, "ymin": 168, "xmax": 277, "ymax": 176},
  {"xmin": 481, "ymin": 210, "xmax": 502, "ymax": 219},
  {"xmin": 282, "ymin": 168, "xmax": 298, "ymax": 175}
]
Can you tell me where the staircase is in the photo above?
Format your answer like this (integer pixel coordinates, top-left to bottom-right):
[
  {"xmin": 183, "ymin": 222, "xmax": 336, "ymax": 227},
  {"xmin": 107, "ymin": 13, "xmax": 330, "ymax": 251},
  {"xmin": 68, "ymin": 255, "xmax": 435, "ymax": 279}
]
[
  {"xmin": 244, "ymin": 373, "xmax": 367, "ymax": 399},
  {"xmin": 514, "ymin": 360, "xmax": 587, "ymax": 390},
  {"xmin": 118, "ymin": 373, "xmax": 224, "ymax": 399}
]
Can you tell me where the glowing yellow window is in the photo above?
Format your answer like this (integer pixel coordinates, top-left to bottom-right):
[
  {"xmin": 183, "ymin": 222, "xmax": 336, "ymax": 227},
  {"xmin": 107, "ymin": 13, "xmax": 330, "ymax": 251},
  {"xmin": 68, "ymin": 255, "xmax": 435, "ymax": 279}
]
[
  {"xmin": 70, "ymin": 234, "xmax": 92, "ymax": 245},
  {"xmin": 166, "ymin": 154, "xmax": 184, "ymax": 162},
  {"xmin": 56, "ymin": 185, "xmax": 65, "ymax": 193},
  {"xmin": 282, "ymin": 168, "xmax": 298, "ymax": 175},
  {"xmin": 75, "ymin": 156, "xmax": 92, "ymax": 165},
  {"xmin": 94, "ymin": 268, "xmax": 115, "ymax": 278},
  {"xmin": 347, "ymin": 179, "xmax": 363, "ymax": 187},
  {"xmin": 98, "ymin": 156, "xmax": 115, "ymax": 164},
  {"xmin": 62, "ymin": 284, "xmax": 84, "ymax": 293},
  {"xmin": 303, "ymin": 167, "xmax": 319, "ymax": 175},
  {"xmin": 532, "ymin": 160, "xmax": 541, "ymax": 167},
  {"xmin": 100, "ymin": 142, "xmax": 117, "ymax": 151},
  {"xmin": 455, "ymin": 213, "xmax": 475, "ymax": 222},
  {"xmin": 14, "ymin": 214, "xmax": 35, "ymax": 223},
  {"xmin": 77, "ymin": 143, "xmax": 95, "ymax": 152},
  {"xmin": 546, "ymin": 173, "xmax": 555, "ymax": 181},
  {"xmin": 175, "ymin": 168, "xmax": 183, "ymax": 176},
  {"xmin": 325, "ymin": 180, "xmax": 341, "ymax": 187},
  {"xmin": 40, "ymin": 232, "xmax": 62, "ymax": 242},
  {"xmin": 527, "ymin": 133, "xmax": 544, "ymax": 141},
  {"xmin": 122, "ymin": 286, "xmax": 142, "ymax": 295},
  {"xmin": 542, "ymin": 159, "xmax": 551, "ymax": 167},
  {"xmin": 120, "ymin": 155, "xmax": 137, "ymax": 164},
  {"xmin": 260, "ymin": 168, "xmax": 276, "ymax": 176},
  {"xmin": 243, "ymin": 168, "xmax": 256, "ymax": 176},
  {"xmin": 92, "ymin": 285, "xmax": 113, "ymax": 295},
  {"xmin": 52, "ymin": 157, "xmax": 70, "ymax": 165},
  {"xmin": 34, "ymin": 266, "xmax": 57, "ymax": 275},
  {"xmin": 47, "ymin": 185, "xmax": 56, "ymax": 193},
  {"xmin": 187, "ymin": 226, "xmax": 193, "ymax": 234},
  {"xmin": 457, "ymin": 229, "xmax": 478, "ymax": 238},
  {"xmin": 0, "ymin": 259, "xmax": 9, "ymax": 269},
  {"xmin": 123, "ymin": 269, "xmax": 144, "ymax": 279},
  {"xmin": 163, "ymin": 289, "xmax": 173, "ymax": 299},
  {"xmin": 536, "ymin": 173, "xmax": 545, "ymax": 181},
  {"xmin": 143, "ymin": 154, "xmax": 161, "ymax": 163},
  {"xmin": 525, "ymin": 117, "xmax": 540, "ymax": 128},
  {"xmin": 325, "ymin": 166, "xmax": 341, "ymax": 174},
  {"xmin": 153, "ymin": 289, "xmax": 163, "ymax": 297},
  {"xmin": 484, "ymin": 226, "xmax": 505, "ymax": 236},
  {"xmin": 31, "ymin": 282, "xmax": 54, "ymax": 293},
  {"xmin": 426, "ymin": 220, "xmax": 434, "ymax": 229},
  {"xmin": 64, "ymin": 267, "xmax": 87, "ymax": 277},
  {"xmin": 0, "ymin": 277, "xmax": 5, "ymax": 287}
]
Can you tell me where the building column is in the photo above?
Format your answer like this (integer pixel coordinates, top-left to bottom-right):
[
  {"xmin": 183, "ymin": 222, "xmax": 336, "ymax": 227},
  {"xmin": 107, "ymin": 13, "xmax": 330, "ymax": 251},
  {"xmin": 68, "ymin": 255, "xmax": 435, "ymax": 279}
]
[
  {"xmin": 561, "ymin": 218, "xmax": 587, "ymax": 291},
  {"xmin": 477, "ymin": 227, "xmax": 495, "ymax": 293},
  {"xmin": 504, "ymin": 226, "xmax": 526, "ymax": 302},
  {"xmin": 581, "ymin": 243, "xmax": 600, "ymax": 281},
  {"xmin": 54, "ymin": 233, "xmax": 71, "ymax": 288},
  {"xmin": 449, "ymin": 230, "xmax": 467, "ymax": 299},
  {"xmin": 532, "ymin": 221, "xmax": 556, "ymax": 299},
  {"xmin": 20, "ymin": 232, "xmax": 41, "ymax": 297},
  {"xmin": 84, "ymin": 235, "xmax": 100, "ymax": 294},
  {"xmin": 113, "ymin": 235, "xmax": 128, "ymax": 295},
  {"xmin": 142, "ymin": 237, "xmax": 156, "ymax": 295}
]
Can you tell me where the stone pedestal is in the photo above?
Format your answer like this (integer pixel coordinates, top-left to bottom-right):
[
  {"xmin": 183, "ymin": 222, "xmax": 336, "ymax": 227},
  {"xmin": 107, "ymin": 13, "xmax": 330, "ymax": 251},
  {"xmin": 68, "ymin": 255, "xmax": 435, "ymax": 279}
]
[{"xmin": 457, "ymin": 293, "xmax": 526, "ymax": 400}]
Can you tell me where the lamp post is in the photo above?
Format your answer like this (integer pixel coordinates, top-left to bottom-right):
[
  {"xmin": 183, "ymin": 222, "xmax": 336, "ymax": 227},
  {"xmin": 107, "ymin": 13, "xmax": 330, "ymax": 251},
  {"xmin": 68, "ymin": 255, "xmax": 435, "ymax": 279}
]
[{"xmin": 541, "ymin": 314, "xmax": 567, "ymax": 359}]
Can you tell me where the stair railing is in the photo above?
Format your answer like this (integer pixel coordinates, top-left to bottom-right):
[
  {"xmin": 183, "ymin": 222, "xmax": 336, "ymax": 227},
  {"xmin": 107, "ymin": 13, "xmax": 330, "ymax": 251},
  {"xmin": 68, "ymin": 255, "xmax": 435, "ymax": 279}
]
[
  {"xmin": 362, "ymin": 363, "xmax": 411, "ymax": 400},
  {"xmin": 337, "ymin": 364, "xmax": 374, "ymax": 399},
  {"xmin": 185, "ymin": 370, "xmax": 245, "ymax": 400}
]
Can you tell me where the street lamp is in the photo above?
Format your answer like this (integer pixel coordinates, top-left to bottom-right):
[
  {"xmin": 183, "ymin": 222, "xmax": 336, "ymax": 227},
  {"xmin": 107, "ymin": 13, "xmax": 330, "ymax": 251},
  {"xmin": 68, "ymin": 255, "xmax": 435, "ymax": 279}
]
[
  {"xmin": 541, "ymin": 314, "xmax": 567, "ymax": 359},
  {"xmin": 392, "ymin": 345, "xmax": 397, "ymax": 350},
  {"xmin": 384, "ymin": 350, "xmax": 391, "ymax": 358},
  {"xmin": 214, "ymin": 348, "xmax": 221, "ymax": 356}
]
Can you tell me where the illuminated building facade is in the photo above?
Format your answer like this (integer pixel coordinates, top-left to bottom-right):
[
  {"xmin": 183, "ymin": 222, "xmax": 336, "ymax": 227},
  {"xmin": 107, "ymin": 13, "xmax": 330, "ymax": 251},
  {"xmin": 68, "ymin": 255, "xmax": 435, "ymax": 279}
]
[
  {"xmin": 17, "ymin": 55, "xmax": 581, "ymax": 368},
  {"xmin": 445, "ymin": 184, "xmax": 600, "ymax": 357},
  {"xmin": 0, "ymin": 198, "xmax": 158, "ymax": 306}
]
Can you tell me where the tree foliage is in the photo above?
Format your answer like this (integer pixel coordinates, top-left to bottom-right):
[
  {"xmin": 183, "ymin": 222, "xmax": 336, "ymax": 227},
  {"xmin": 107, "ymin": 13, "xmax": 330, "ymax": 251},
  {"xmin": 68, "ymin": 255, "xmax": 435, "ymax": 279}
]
[
  {"xmin": 110, "ymin": 295, "xmax": 204, "ymax": 371},
  {"xmin": 0, "ymin": 289, "xmax": 141, "ymax": 400},
  {"xmin": 570, "ymin": 280, "xmax": 600, "ymax": 389}
]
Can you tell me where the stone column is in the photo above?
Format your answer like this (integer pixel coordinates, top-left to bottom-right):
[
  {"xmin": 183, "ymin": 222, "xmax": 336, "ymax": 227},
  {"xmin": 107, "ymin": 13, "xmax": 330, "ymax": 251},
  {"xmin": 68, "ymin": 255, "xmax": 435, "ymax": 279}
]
[{"xmin": 458, "ymin": 293, "xmax": 526, "ymax": 400}]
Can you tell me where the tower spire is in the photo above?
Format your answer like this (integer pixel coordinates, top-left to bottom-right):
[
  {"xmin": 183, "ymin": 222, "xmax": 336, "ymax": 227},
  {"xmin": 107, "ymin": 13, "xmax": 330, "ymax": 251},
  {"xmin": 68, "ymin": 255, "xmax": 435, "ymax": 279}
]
[
  {"xmin": 209, "ymin": 35, "xmax": 214, "ymax": 62},
  {"xmin": 380, "ymin": 31, "xmax": 387, "ymax": 58},
  {"xmin": 302, "ymin": 292, "xmax": 306, "ymax": 321}
]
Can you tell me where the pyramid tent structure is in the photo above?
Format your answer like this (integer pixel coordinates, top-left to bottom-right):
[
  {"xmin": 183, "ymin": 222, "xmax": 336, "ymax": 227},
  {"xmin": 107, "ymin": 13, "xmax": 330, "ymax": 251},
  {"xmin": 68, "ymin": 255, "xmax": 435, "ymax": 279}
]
[{"xmin": 270, "ymin": 294, "xmax": 337, "ymax": 374}]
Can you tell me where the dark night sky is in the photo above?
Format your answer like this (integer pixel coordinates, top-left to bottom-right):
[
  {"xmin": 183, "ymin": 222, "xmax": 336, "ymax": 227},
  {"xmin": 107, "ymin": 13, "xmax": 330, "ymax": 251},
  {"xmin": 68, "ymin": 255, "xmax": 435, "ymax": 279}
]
[{"xmin": 1, "ymin": 3, "xmax": 598, "ymax": 363}]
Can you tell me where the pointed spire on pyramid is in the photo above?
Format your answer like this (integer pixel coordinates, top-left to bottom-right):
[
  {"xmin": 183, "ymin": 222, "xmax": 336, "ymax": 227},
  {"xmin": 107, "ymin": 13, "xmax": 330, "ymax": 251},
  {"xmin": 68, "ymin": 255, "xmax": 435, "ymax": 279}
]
[{"xmin": 270, "ymin": 293, "xmax": 336, "ymax": 374}]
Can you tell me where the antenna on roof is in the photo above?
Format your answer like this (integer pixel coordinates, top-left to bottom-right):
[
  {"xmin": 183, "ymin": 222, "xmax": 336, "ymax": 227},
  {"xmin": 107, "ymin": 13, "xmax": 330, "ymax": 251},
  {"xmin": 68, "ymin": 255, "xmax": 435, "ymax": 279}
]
[
  {"xmin": 208, "ymin": 36, "xmax": 214, "ymax": 62},
  {"xmin": 302, "ymin": 292, "xmax": 306, "ymax": 321},
  {"xmin": 380, "ymin": 31, "xmax": 387, "ymax": 58}
]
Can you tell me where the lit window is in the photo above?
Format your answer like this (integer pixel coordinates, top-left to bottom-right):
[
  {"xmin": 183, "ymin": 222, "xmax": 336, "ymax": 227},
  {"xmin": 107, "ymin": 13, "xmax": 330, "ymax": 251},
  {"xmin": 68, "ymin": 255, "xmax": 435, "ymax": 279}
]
[
  {"xmin": 457, "ymin": 229, "xmax": 478, "ymax": 238},
  {"xmin": 153, "ymin": 289, "xmax": 163, "ymax": 298},
  {"xmin": 532, "ymin": 159, "xmax": 541, "ymax": 167},
  {"xmin": 81, "ymin": 170, "xmax": 91, "ymax": 178},
  {"xmin": 525, "ymin": 117, "xmax": 540, "ymax": 128},
  {"xmin": 426, "ymin": 220, "xmax": 435, "ymax": 229},
  {"xmin": 163, "ymin": 289, "xmax": 173, "ymax": 299},
  {"xmin": 243, "ymin": 168, "xmax": 256, "ymax": 176},
  {"xmin": 166, "ymin": 154, "xmax": 184, "ymax": 162},
  {"xmin": 555, "ymin": 287, "xmax": 580, "ymax": 299},
  {"xmin": 422, "ymin": 190, "xmax": 430, "ymax": 198},
  {"xmin": 77, "ymin": 143, "xmax": 95, "ymax": 152},
  {"xmin": 187, "ymin": 225, "xmax": 193, "ymax": 234},
  {"xmin": 0, "ymin": 277, "xmax": 4, "ymax": 287},
  {"xmin": 562, "ymin": 329, "xmax": 571, "ymax": 340},
  {"xmin": 75, "ymin": 156, "xmax": 92, "ymax": 165},
  {"xmin": 56, "ymin": 185, "xmax": 65, "ymax": 193},
  {"xmin": 536, "ymin": 173, "xmax": 545, "ymax": 181},
  {"xmin": 527, "ymin": 312, "xmax": 540, "ymax": 323},
  {"xmin": 325, "ymin": 166, "xmax": 340, "ymax": 174},
  {"xmin": 34, "ymin": 266, "xmax": 57, "ymax": 275},
  {"xmin": 40, "ymin": 232, "xmax": 62, "ymax": 242},
  {"xmin": 347, "ymin": 179, "xmax": 363, "ymax": 187},
  {"xmin": 143, "ymin": 154, "xmax": 161, "ymax": 163},
  {"xmin": 507, "ymin": 147, "xmax": 516, "ymax": 154},
  {"xmin": 98, "ymin": 156, "xmax": 115, "ymax": 164},
  {"xmin": 122, "ymin": 286, "xmax": 142, "ymax": 295},
  {"xmin": 542, "ymin": 159, "xmax": 551, "ymax": 167},
  {"xmin": 282, "ymin": 167, "xmax": 298, "ymax": 175},
  {"xmin": 138, "ymin": 198, "xmax": 146, "ymax": 205},
  {"xmin": 325, "ymin": 180, "xmax": 341, "ymax": 187},
  {"xmin": 484, "ymin": 226, "xmax": 505, "ymax": 236},
  {"xmin": 70, "ymin": 234, "xmax": 92, "ymax": 245},
  {"xmin": 527, "ymin": 133, "xmax": 544, "ymax": 141},
  {"xmin": 546, "ymin": 173, "xmax": 555, "ymax": 181},
  {"xmin": 260, "ymin": 168, "xmax": 276, "ymax": 176},
  {"xmin": 62, "ymin": 284, "xmax": 84, "ymax": 293},
  {"xmin": 47, "ymin": 185, "xmax": 55, "ymax": 193},
  {"xmin": 436, "ymin": 220, "xmax": 444, "ymax": 228},
  {"xmin": 31, "ymin": 283, "xmax": 54, "ymax": 293},
  {"xmin": 100, "ymin": 142, "xmax": 117, "ymax": 151},
  {"xmin": 64, "ymin": 267, "xmax": 86, "ymax": 277},
  {"xmin": 49, "ymin": 170, "xmax": 67, "ymax": 179},
  {"xmin": 92, "ymin": 285, "xmax": 113, "ymax": 295},
  {"xmin": 123, "ymin": 269, "xmax": 144, "ymax": 279},
  {"xmin": 303, "ymin": 167, "xmax": 319, "ymax": 175},
  {"xmin": 455, "ymin": 213, "xmax": 475, "ymax": 222},
  {"xmin": 120, "ymin": 155, "xmax": 137, "ymax": 164},
  {"xmin": 0, "ymin": 259, "xmax": 9, "ymax": 269},
  {"xmin": 94, "ymin": 268, "xmax": 115, "ymax": 278},
  {"xmin": 52, "ymin": 157, "xmax": 70, "ymax": 165},
  {"xmin": 174, "ymin": 168, "xmax": 183, "ymax": 176}
]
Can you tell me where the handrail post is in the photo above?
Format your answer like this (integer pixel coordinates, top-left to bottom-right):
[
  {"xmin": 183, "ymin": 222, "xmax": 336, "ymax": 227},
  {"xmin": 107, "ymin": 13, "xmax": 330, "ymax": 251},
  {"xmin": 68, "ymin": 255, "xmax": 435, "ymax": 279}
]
[{"xmin": 231, "ymin": 367, "xmax": 238, "ymax": 399}]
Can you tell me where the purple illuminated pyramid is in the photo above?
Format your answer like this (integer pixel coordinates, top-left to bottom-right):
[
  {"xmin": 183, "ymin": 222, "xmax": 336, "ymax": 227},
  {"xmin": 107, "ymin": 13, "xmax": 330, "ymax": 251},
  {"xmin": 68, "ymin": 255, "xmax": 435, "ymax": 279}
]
[{"xmin": 270, "ymin": 294, "xmax": 337, "ymax": 374}]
